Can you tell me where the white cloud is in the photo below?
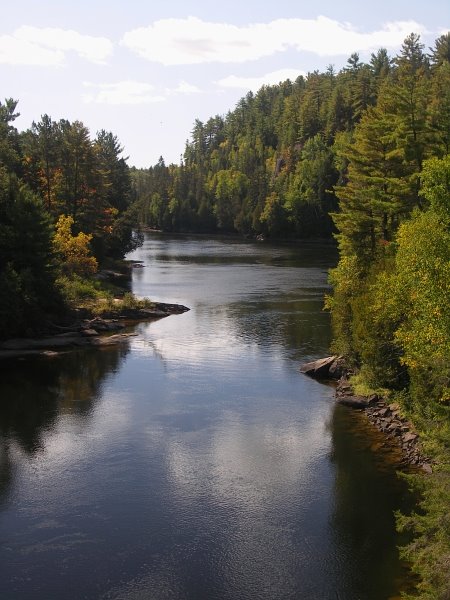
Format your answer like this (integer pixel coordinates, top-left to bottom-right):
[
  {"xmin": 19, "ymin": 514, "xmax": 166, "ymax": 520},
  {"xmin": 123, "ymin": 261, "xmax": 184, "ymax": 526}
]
[
  {"xmin": 83, "ymin": 79, "xmax": 203, "ymax": 105},
  {"xmin": 0, "ymin": 34, "xmax": 63, "ymax": 66},
  {"xmin": 172, "ymin": 80, "xmax": 201, "ymax": 94},
  {"xmin": 83, "ymin": 80, "xmax": 166, "ymax": 105},
  {"xmin": 217, "ymin": 68, "xmax": 306, "ymax": 91},
  {"xmin": 121, "ymin": 16, "xmax": 426, "ymax": 65},
  {"xmin": 0, "ymin": 26, "xmax": 113, "ymax": 66}
]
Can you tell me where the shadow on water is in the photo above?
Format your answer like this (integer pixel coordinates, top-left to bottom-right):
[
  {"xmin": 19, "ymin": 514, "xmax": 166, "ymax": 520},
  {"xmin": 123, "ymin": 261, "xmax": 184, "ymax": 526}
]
[
  {"xmin": 0, "ymin": 344, "xmax": 130, "ymax": 506},
  {"xmin": 328, "ymin": 403, "xmax": 415, "ymax": 600},
  {"xmin": 133, "ymin": 234, "xmax": 338, "ymax": 270},
  {"xmin": 223, "ymin": 293, "xmax": 332, "ymax": 361}
]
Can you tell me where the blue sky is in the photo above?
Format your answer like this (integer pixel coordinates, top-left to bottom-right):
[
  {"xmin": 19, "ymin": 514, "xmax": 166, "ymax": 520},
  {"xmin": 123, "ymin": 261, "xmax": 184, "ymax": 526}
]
[{"xmin": 2, "ymin": 1, "xmax": 449, "ymax": 167}]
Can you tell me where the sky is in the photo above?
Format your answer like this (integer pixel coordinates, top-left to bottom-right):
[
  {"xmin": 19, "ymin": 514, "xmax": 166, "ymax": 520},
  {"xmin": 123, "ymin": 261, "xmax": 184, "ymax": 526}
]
[{"xmin": 1, "ymin": 1, "xmax": 449, "ymax": 168}]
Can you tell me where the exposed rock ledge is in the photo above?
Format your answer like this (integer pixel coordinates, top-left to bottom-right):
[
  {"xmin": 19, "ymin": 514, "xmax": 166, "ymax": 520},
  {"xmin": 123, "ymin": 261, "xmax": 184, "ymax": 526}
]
[
  {"xmin": 0, "ymin": 303, "xmax": 189, "ymax": 360},
  {"xmin": 99, "ymin": 302, "xmax": 190, "ymax": 320},
  {"xmin": 299, "ymin": 355, "xmax": 347, "ymax": 381},
  {"xmin": 300, "ymin": 356, "xmax": 432, "ymax": 473}
]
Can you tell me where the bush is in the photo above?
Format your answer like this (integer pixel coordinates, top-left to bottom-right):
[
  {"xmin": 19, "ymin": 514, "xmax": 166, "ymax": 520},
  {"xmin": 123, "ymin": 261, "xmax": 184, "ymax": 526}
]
[{"xmin": 56, "ymin": 274, "xmax": 109, "ymax": 307}]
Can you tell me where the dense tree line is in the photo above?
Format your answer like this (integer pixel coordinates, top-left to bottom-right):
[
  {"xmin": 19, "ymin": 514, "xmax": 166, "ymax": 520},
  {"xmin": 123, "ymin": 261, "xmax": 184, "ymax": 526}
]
[
  {"xmin": 132, "ymin": 41, "xmax": 403, "ymax": 238},
  {"xmin": 0, "ymin": 101, "xmax": 139, "ymax": 338},
  {"xmin": 325, "ymin": 33, "xmax": 450, "ymax": 600}
]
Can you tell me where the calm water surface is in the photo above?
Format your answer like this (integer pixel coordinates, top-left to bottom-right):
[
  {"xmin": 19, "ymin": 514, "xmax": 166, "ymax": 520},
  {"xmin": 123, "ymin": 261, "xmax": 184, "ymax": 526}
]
[{"xmin": 0, "ymin": 235, "xmax": 410, "ymax": 599}]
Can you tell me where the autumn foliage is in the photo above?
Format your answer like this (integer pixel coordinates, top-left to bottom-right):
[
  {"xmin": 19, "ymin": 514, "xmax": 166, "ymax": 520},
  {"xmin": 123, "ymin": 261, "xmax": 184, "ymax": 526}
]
[{"xmin": 53, "ymin": 215, "xmax": 98, "ymax": 277}]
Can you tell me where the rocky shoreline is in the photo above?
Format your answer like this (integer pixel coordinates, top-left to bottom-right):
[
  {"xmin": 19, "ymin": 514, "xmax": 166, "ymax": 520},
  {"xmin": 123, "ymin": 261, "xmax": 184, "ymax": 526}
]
[
  {"xmin": 0, "ymin": 302, "xmax": 189, "ymax": 360},
  {"xmin": 300, "ymin": 356, "xmax": 432, "ymax": 473}
]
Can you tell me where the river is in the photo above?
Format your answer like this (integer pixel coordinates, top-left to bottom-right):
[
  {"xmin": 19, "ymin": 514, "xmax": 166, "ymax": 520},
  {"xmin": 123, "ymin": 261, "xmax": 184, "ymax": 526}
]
[{"xmin": 0, "ymin": 234, "xmax": 410, "ymax": 599}]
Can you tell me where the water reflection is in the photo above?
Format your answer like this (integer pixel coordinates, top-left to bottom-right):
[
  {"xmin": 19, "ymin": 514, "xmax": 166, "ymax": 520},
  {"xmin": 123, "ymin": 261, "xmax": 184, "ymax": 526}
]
[
  {"xmin": 136, "ymin": 233, "xmax": 337, "ymax": 268},
  {"xmin": 0, "ymin": 235, "xmax": 410, "ymax": 600},
  {"xmin": 223, "ymin": 294, "xmax": 331, "ymax": 361},
  {"xmin": 0, "ymin": 344, "xmax": 130, "ymax": 506},
  {"xmin": 329, "ymin": 404, "xmax": 411, "ymax": 599}
]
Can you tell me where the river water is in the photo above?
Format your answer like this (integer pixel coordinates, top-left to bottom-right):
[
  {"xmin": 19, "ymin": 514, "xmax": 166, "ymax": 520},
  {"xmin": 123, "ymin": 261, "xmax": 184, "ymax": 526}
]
[{"xmin": 0, "ymin": 234, "xmax": 410, "ymax": 599}]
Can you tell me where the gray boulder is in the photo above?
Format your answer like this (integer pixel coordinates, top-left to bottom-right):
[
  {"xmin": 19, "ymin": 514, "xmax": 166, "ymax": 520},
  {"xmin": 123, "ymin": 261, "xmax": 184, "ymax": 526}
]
[{"xmin": 300, "ymin": 355, "xmax": 346, "ymax": 380}]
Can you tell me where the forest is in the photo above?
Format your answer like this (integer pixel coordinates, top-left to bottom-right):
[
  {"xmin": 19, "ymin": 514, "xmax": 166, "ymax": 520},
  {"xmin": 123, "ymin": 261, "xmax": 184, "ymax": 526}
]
[
  {"xmin": 1, "ymin": 30, "xmax": 449, "ymax": 599},
  {"xmin": 0, "ymin": 102, "xmax": 141, "ymax": 339}
]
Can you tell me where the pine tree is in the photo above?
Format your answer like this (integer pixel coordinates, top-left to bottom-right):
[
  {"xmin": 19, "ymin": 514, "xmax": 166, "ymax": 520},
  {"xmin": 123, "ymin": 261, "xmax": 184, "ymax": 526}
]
[
  {"xmin": 333, "ymin": 105, "xmax": 410, "ymax": 265},
  {"xmin": 0, "ymin": 173, "xmax": 60, "ymax": 338}
]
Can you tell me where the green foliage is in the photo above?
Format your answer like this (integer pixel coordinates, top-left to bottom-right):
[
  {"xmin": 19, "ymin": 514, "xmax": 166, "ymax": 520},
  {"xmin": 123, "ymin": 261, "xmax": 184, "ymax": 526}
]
[
  {"xmin": 0, "ymin": 173, "xmax": 61, "ymax": 338},
  {"xmin": 56, "ymin": 274, "xmax": 106, "ymax": 306},
  {"xmin": 103, "ymin": 205, "xmax": 144, "ymax": 259},
  {"xmin": 328, "ymin": 35, "xmax": 450, "ymax": 384},
  {"xmin": 330, "ymin": 147, "xmax": 450, "ymax": 597},
  {"xmin": 260, "ymin": 192, "xmax": 287, "ymax": 235},
  {"xmin": 350, "ymin": 254, "xmax": 407, "ymax": 389},
  {"xmin": 0, "ymin": 96, "xmax": 142, "ymax": 337},
  {"xmin": 205, "ymin": 168, "xmax": 249, "ymax": 230},
  {"xmin": 325, "ymin": 254, "xmax": 363, "ymax": 358},
  {"xmin": 131, "ymin": 33, "xmax": 446, "ymax": 244},
  {"xmin": 119, "ymin": 292, "xmax": 154, "ymax": 310},
  {"xmin": 347, "ymin": 372, "xmax": 391, "ymax": 399},
  {"xmin": 397, "ymin": 456, "xmax": 450, "ymax": 600},
  {"xmin": 62, "ymin": 288, "xmax": 155, "ymax": 315},
  {"xmin": 428, "ymin": 61, "xmax": 450, "ymax": 155},
  {"xmin": 420, "ymin": 154, "xmax": 450, "ymax": 218},
  {"xmin": 132, "ymin": 56, "xmax": 378, "ymax": 238},
  {"xmin": 285, "ymin": 134, "xmax": 337, "ymax": 236},
  {"xmin": 394, "ymin": 195, "xmax": 450, "ymax": 409},
  {"xmin": 325, "ymin": 42, "xmax": 450, "ymax": 596},
  {"xmin": 0, "ymin": 98, "xmax": 21, "ymax": 173},
  {"xmin": 333, "ymin": 101, "xmax": 416, "ymax": 266},
  {"xmin": 21, "ymin": 114, "xmax": 139, "ymax": 261}
]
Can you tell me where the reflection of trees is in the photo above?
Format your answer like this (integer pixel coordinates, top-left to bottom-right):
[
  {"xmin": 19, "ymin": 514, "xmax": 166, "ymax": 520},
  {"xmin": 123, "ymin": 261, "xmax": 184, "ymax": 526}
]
[
  {"xmin": 224, "ymin": 294, "xmax": 332, "ymax": 360},
  {"xmin": 328, "ymin": 404, "xmax": 411, "ymax": 599},
  {"xmin": 219, "ymin": 244, "xmax": 336, "ymax": 360},
  {"xmin": 54, "ymin": 345, "xmax": 130, "ymax": 414},
  {"xmin": 134, "ymin": 236, "xmax": 337, "ymax": 362},
  {"xmin": 0, "ymin": 343, "xmax": 130, "ymax": 505},
  {"xmin": 0, "ymin": 438, "xmax": 13, "ymax": 508},
  {"xmin": 137, "ymin": 235, "xmax": 337, "ymax": 269}
]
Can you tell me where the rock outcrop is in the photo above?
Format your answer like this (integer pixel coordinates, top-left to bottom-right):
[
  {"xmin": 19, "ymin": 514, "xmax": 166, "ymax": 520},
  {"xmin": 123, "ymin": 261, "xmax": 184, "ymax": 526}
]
[
  {"xmin": 299, "ymin": 355, "xmax": 346, "ymax": 380},
  {"xmin": 0, "ymin": 303, "xmax": 189, "ymax": 360}
]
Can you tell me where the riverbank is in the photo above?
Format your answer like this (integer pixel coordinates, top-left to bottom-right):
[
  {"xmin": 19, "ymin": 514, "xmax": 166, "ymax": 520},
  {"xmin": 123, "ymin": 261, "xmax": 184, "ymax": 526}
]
[
  {"xmin": 300, "ymin": 356, "xmax": 432, "ymax": 473},
  {"xmin": 0, "ymin": 302, "xmax": 189, "ymax": 360}
]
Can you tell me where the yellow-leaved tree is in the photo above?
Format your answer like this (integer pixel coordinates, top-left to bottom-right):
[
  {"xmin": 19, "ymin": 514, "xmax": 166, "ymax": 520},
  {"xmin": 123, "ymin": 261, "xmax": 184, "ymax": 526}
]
[{"xmin": 53, "ymin": 214, "xmax": 98, "ymax": 277}]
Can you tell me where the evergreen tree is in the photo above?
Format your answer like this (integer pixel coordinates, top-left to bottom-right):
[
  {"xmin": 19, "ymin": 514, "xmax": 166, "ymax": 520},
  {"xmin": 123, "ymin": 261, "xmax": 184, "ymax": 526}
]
[
  {"xmin": 0, "ymin": 173, "xmax": 60, "ymax": 338},
  {"xmin": 0, "ymin": 98, "xmax": 21, "ymax": 175},
  {"xmin": 22, "ymin": 115, "xmax": 62, "ymax": 212},
  {"xmin": 333, "ymin": 105, "xmax": 410, "ymax": 265}
]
